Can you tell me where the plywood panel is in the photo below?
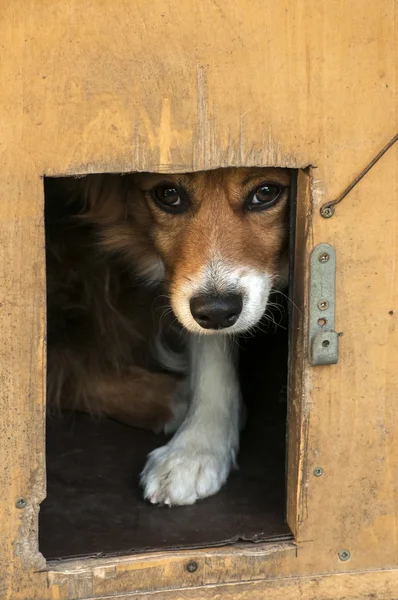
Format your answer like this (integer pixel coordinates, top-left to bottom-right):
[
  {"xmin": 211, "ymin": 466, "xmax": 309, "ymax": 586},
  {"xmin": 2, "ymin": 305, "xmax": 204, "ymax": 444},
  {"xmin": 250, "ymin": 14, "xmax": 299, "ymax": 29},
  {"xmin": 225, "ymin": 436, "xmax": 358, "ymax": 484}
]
[
  {"xmin": 1, "ymin": 1, "xmax": 394, "ymax": 177},
  {"xmin": 89, "ymin": 569, "xmax": 398, "ymax": 600},
  {"xmin": 0, "ymin": 0, "xmax": 396, "ymax": 598},
  {"xmin": 294, "ymin": 143, "xmax": 398, "ymax": 569},
  {"xmin": 49, "ymin": 561, "xmax": 398, "ymax": 600}
]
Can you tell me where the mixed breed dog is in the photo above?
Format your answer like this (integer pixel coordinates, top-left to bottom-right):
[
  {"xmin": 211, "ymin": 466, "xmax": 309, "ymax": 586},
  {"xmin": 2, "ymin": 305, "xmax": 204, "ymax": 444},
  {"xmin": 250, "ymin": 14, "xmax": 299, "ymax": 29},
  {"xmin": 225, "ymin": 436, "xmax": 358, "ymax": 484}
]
[{"xmin": 46, "ymin": 167, "xmax": 290, "ymax": 506}]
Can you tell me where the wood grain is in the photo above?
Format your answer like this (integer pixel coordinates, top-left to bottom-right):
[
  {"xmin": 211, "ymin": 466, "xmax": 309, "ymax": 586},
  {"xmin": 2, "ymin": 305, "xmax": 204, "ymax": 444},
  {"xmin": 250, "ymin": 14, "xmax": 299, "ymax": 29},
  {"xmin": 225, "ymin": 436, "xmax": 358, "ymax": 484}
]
[
  {"xmin": 87, "ymin": 569, "xmax": 398, "ymax": 600},
  {"xmin": 0, "ymin": 0, "xmax": 396, "ymax": 598}
]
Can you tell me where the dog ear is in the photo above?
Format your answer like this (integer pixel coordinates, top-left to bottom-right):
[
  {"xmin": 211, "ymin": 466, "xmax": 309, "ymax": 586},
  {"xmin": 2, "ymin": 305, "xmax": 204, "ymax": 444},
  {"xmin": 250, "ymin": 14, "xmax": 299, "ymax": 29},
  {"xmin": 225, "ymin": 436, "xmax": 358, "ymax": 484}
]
[
  {"xmin": 77, "ymin": 174, "xmax": 128, "ymax": 224},
  {"xmin": 74, "ymin": 174, "xmax": 159, "ymax": 269},
  {"xmin": 74, "ymin": 174, "xmax": 148, "ymax": 260}
]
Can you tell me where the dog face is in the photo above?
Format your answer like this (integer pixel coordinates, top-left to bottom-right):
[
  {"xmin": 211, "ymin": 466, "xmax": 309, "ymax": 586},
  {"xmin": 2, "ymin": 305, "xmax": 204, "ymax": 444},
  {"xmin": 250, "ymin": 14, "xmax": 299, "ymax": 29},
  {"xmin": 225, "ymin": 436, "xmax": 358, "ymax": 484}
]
[
  {"xmin": 83, "ymin": 167, "xmax": 290, "ymax": 335},
  {"xmin": 130, "ymin": 167, "xmax": 290, "ymax": 334}
]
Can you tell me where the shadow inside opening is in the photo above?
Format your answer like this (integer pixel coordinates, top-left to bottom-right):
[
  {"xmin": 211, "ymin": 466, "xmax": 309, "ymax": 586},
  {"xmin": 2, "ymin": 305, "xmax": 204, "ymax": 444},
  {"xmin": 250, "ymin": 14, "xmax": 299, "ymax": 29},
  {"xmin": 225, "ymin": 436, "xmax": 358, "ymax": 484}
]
[{"xmin": 39, "ymin": 174, "xmax": 293, "ymax": 560}]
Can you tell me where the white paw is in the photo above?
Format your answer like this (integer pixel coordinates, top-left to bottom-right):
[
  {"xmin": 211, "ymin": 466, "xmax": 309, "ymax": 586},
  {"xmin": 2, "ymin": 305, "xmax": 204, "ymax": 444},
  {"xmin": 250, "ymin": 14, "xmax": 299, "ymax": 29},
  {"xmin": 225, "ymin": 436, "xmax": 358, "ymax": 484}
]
[{"xmin": 141, "ymin": 443, "xmax": 234, "ymax": 506}]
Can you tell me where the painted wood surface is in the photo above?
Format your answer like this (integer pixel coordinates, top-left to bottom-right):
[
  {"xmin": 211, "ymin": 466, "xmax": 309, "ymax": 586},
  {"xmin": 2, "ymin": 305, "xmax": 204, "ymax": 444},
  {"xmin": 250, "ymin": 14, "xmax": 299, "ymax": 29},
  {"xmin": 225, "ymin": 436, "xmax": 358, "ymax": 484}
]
[{"xmin": 0, "ymin": 1, "xmax": 396, "ymax": 598}]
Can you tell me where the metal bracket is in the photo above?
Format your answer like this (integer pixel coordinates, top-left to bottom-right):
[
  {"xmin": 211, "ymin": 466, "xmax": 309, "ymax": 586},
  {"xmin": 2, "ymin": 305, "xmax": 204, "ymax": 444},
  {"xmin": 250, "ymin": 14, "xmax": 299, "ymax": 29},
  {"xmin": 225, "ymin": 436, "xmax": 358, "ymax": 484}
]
[{"xmin": 309, "ymin": 243, "xmax": 338, "ymax": 366}]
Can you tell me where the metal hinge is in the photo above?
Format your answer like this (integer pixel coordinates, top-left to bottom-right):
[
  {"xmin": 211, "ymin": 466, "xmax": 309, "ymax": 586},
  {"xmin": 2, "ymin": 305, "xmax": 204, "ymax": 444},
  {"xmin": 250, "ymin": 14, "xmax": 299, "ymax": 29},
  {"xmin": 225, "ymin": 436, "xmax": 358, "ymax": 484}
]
[{"xmin": 309, "ymin": 243, "xmax": 339, "ymax": 366}]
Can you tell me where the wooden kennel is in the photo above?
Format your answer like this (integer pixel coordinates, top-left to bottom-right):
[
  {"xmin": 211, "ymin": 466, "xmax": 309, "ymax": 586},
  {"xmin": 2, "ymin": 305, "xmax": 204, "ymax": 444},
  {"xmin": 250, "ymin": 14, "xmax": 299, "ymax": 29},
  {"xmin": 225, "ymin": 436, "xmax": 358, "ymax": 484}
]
[{"xmin": 0, "ymin": 1, "xmax": 397, "ymax": 598}]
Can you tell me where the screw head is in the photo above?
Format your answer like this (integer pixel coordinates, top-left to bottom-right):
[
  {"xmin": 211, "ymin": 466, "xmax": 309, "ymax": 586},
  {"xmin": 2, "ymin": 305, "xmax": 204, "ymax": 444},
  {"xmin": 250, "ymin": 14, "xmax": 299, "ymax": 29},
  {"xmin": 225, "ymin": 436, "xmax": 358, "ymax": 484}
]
[
  {"xmin": 186, "ymin": 561, "xmax": 198, "ymax": 573},
  {"xmin": 313, "ymin": 467, "xmax": 323, "ymax": 477},
  {"xmin": 318, "ymin": 252, "xmax": 330, "ymax": 263},
  {"xmin": 321, "ymin": 206, "xmax": 334, "ymax": 218},
  {"xmin": 338, "ymin": 550, "xmax": 351, "ymax": 561},
  {"xmin": 16, "ymin": 498, "xmax": 27, "ymax": 509},
  {"xmin": 317, "ymin": 300, "xmax": 329, "ymax": 311}
]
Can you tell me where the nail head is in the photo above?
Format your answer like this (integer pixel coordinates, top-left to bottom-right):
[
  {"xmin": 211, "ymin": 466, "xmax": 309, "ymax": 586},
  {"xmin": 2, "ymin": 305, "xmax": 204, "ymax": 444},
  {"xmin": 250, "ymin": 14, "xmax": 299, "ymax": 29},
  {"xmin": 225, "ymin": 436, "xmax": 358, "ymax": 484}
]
[
  {"xmin": 318, "ymin": 252, "xmax": 330, "ymax": 263},
  {"xmin": 186, "ymin": 561, "xmax": 198, "ymax": 573},
  {"xmin": 318, "ymin": 300, "xmax": 329, "ymax": 311},
  {"xmin": 321, "ymin": 206, "xmax": 334, "ymax": 218}
]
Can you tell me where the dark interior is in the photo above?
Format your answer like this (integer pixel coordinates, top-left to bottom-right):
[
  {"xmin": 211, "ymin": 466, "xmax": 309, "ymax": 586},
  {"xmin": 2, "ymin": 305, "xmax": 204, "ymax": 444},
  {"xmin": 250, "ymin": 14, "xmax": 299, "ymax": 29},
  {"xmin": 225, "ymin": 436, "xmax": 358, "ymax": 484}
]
[{"xmin": 40, "ymin": 176, "xmax": 293, "ymax": 561}]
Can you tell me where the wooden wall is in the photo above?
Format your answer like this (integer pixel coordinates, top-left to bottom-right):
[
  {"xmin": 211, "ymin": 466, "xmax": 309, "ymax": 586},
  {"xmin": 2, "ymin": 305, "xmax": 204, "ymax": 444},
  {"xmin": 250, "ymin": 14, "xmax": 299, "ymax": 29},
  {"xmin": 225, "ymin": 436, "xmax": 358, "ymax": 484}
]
[{"xmin": 0, "ymin": 1, "xmax": 396, "ymax": 598}]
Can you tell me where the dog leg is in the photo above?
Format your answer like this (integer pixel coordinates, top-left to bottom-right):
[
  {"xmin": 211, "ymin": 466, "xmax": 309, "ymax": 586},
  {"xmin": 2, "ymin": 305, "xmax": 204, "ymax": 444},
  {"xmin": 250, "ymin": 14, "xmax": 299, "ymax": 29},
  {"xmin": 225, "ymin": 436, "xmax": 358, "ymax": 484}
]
[
  {"xmin": 55, "ymin": 365, "xmax": 183, "ymax": 433},
  {"xmin": 141, "ymin": 335, "xmax": 240, "ymax": 505},
  {"xmin": 163, "ymin": 377, "xmax": 190, "ymax": 435}
]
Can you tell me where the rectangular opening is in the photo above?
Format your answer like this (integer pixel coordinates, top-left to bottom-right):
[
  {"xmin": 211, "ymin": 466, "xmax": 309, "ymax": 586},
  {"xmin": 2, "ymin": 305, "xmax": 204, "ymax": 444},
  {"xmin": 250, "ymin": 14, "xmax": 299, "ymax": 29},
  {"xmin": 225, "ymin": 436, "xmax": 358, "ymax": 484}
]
[{"xmin": 39, "ymin": 167, "xmax": 297, "ymax": 560}]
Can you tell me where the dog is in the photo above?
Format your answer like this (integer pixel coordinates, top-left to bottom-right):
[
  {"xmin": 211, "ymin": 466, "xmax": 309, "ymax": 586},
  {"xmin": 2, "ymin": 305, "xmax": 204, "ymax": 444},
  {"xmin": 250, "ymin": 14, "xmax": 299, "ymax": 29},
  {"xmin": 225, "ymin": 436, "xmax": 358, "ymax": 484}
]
[{"xmin": 46, "ymin": 167, "xmax": 290, "ymax": 506}]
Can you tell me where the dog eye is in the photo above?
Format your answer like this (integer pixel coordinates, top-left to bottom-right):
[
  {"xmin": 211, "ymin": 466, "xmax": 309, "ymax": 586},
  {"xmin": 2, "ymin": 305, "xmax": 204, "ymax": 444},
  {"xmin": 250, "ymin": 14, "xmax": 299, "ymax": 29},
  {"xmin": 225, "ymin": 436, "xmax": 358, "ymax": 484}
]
[
  {"xmin": 246, "ymin": 184, "xmax": 283, "ymax": 211},
  {"xmin": 151, "ymin": 185, "xmax": 187, "ymax": 213}
]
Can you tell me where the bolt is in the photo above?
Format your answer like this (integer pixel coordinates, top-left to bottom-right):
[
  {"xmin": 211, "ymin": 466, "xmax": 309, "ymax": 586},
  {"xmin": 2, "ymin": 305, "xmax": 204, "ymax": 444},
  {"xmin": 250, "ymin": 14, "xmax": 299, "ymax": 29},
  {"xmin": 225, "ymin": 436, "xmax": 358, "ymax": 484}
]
[
  {"xmin": 186, "ymin": 561, "xmax": 198, "ymax": 573},
  {"xmin": 321, "ymin": 206, "xmax": 334, "ymax": 218},
  {"xmin": 16, "ymin": 498, "xmax": 27, "ymax": 509},
  {"xmin": 338, "ymin": 550, "xmax": 351, "ymax": 562},
  {"xmin": 322, "ymin": 340, "xmax": 330, "ymax": 348},
  {"xmin": 318, "ymin": 252, "xmax": 330, "ymax": 263},
  {"xmin": 318, "ymin": 300, "xmax": 329, "ymax": 311},
  {"xmin": 313, "ymin": 467, "xmax": 323, "ymax": 477}
]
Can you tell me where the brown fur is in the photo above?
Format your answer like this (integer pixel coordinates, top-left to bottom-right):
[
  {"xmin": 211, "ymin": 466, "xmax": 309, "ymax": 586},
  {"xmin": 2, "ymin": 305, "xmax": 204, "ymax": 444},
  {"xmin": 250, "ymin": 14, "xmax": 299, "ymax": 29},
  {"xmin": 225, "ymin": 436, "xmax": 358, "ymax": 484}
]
[
  {"xmin": 46, "ymin": 177, "xmax": 181, "ymax": 432},
  {"xmin": 130, "ymin": 168, "xmax": 290, "ymax": 312},
  {"xmin": 46, "ymin": 168, "xmax": 289, "ymax": 429}
]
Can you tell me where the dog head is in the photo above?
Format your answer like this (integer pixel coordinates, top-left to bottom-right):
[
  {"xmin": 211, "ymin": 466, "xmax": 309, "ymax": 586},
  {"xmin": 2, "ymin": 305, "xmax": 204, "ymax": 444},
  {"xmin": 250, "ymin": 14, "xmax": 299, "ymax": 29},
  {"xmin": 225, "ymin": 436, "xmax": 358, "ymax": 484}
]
[{"xmin": 83, "ymin": 167, "xmax": 290, "ymax": 335}]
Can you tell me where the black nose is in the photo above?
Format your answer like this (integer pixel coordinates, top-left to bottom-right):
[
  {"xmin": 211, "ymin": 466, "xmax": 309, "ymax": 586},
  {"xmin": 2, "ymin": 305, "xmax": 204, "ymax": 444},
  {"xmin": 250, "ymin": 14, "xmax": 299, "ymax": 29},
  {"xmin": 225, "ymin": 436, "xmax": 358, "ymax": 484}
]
[{"xmin": 190, "ymin": 293, "xmax": 243, "ymax": 330}]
